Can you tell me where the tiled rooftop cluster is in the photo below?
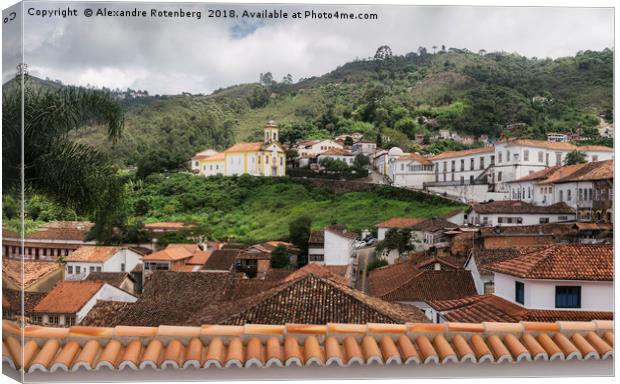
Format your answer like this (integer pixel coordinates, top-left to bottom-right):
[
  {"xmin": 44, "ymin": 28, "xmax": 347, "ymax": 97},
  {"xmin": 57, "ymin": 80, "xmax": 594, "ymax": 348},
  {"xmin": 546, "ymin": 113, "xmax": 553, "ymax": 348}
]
[{"xmin": 2, "ymin": 320, "xmax": 613, "ymax": 373}]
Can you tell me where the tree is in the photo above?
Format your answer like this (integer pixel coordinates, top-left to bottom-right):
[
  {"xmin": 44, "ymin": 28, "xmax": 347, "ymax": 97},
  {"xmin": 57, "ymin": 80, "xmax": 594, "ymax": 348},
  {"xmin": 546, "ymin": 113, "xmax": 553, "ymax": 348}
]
[
  {"xmin": 282, "ymin": 74, "xmax": 293, "ymax": 84},
  {"xmin": 270, "ymin": 245, "xmax": 290, "ymax": 268},
  {"xmin": 376, "ymin": 133, "xmax": 383, "ymax": 148},
  {"xmin": 564, "ymin": 150, "xmax": 587, "ymax": 165},
  {"xmin": 394, "ymin": 117, "xmax": 418, "ymax": 138},
  {"xmin": 344, "ymin": 136, "xmax": 354, "ymax": 146},
  {"xmin": 136, "ymin": 149, "xmax": 186, "ymax": 178},
  {"xmin": 353, "ymin": 154, "xmax": 369, "ymax": 169},
  {"xmin": 259, "ymin": 72, "xmax": 274, "ymax": 87},
  {"xmin": 289, "ymin": 215, "xmax": 312, "ymax": 255},
  {"xmin": 376, "ymin": 228, "xmax": 412, "ymax": 254},
  {"xmin": 367, "ymin": 258, "xmax": 388, "ymax": 272},
  {"xmin": 374, "ymin": 45, "xmax": 393, "ymax": 61},
  {"xmin": 248, "ymin": 85, "xmax": 270, "ymax": 108},
  {"xmin": 2, "ymin": 76, "xmax": 124, "ymax": 242}
]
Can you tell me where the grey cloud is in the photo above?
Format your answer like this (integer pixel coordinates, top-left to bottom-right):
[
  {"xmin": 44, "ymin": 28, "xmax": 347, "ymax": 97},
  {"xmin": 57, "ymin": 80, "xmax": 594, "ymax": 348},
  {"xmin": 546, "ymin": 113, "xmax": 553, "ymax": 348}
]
[{"xmin": 10, "ymin": 3, "xmax": 613, "ymax": 95}]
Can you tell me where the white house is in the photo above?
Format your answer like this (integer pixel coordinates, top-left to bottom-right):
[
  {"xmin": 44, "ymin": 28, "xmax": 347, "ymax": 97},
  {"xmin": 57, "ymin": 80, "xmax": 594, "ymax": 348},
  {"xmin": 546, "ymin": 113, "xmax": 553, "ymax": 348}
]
[
  {"xmin": 31, "ymin": 280, "xmax": 137, "ymax": 326},
  {"xmin": 351, "ymin": 140, "xmax": 377, "ymax": 155},
  {"xmin": 506, "ymin": 160, "xmax": 613, "ymax": 222},
  {"xmin": 190, "ymin": 149, "xmax": 219, "ymax": 173},
  {"xmin": 390, "ymin": 153, "xmax": 434, "ymax": 189},
  {"xmin": 308, "ymin": 225, "xmax": 359, "ymax": 265},
  {"xmin": 486, "ymin": 244, "xmax": 612, "ymax": 312},
  {"xmin": 317, "ymin": 148, "xmax": 356, "ymax": 167},
  {"xmin": 64, "ymin": 246, "xmax": 143, "ymax": 280},
  {"xmin": 296, "ymin": 139, "xmax": 344, "ymax": 158},
  {"xmin": 411, "ymin": 138, "xmax": 612, "ymax": 203},
  {"xmin": 468, "ymin": 200, "xmax": 576, "ymax": 226},
  {"xmin": 372, "ymin": 150, "xmax": 389, "ymax": 176}
]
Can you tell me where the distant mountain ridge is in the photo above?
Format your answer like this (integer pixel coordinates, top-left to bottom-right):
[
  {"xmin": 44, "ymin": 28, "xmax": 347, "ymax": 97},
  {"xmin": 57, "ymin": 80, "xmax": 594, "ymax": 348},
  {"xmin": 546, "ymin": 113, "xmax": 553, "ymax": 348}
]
[{"xmin": 5, "ymin": 47, "xmax": 613, "ymax": 166}]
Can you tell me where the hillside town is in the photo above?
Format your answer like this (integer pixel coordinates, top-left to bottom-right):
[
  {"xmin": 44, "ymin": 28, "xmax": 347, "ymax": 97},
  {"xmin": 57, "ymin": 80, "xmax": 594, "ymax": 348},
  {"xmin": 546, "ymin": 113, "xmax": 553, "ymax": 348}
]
[{"xmin": 4, "ymin": 118, "xmax": 614, "ymax": 323}]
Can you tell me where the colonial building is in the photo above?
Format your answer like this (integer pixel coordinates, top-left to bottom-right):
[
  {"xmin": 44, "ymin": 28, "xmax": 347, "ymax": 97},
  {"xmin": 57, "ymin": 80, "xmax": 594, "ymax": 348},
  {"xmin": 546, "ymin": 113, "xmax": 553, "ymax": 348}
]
[
  {"xmin": 506, "ymin": 160, "xmax": 613, "ymax": 222},
  {"xmin": 190, "ymin": 121, "xmax": 286, "ymax": 177},
  {"xmin": 2, "ymin": 221, "xmax": 95, "ymax": 260},
  {"xmin": 468, "ymin": 200, "xmax": 576, "ymax": 226},
  {"xmin": 64, "ymin": 246, "xmax": 143, "ymax": 280},
  {"xmin": 351, "ymin": 140, "xmax": 377, "ymax": 155},
  {"xmin": 389, "ymin": 153, "xmax": 434, "ymax": 189},
  {"xmin": 31, "ymin": 280, "xmax": 137, "ymax": 326}
]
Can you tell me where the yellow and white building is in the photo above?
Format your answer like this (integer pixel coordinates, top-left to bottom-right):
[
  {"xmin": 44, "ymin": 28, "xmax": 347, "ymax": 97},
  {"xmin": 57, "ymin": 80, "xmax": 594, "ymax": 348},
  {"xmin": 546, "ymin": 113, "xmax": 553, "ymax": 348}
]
[{"xmin": 191, "ymin": 121, "xmax": 286, "ymax": 177}]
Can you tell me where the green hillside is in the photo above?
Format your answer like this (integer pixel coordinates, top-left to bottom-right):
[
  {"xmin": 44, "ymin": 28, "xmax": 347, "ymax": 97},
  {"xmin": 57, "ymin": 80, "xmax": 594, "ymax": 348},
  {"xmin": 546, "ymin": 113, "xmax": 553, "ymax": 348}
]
[
  {"xmin": 128, "ymin": 173, "xmax": 466, "ymax": 243},
  {"xmin": 11, "ymin": 47, "xmax": 614, "ymax": 167}
]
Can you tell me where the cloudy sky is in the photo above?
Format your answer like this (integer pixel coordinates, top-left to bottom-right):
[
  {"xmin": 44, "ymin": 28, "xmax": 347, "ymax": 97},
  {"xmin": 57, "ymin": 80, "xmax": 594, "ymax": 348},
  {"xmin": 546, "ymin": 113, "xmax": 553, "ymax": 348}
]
[{"xmin": 5, "ymin": 2, "xmax": 614, "ymax": 95}]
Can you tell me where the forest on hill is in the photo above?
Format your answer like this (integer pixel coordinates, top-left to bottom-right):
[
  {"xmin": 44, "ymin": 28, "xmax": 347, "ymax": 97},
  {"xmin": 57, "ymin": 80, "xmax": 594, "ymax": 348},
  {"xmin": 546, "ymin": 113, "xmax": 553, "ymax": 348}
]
[{"xmin": 5, "ymin": 47, "xmax": 613, "ymax": 171}]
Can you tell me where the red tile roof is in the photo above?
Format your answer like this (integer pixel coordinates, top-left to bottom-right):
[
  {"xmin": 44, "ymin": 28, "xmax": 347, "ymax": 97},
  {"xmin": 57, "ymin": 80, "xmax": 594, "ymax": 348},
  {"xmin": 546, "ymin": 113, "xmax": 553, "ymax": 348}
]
[
  {"xmin": 375, "ymin": 217, "xmax": 427, "ymax": 229},
  {"xmin": 186, "ymin": 250, "xmax": 213, "ymax": 265},
  {"xmin": 369, "ymin": 264, "xmax": 477, "ymax": 302},
  {"xmin": 3, "ymin": 319, "xmax": 613, "ymax": 372},
  {"xmin": 397, "ymin": 153, "xmax": 432, "ymax": 165},
  {"xmin": 65, "ymin": 246, "xmax": 122, "ymax": 263},
  {"xmin": 550, "ymin": 160, "xmax": 613, "ymax": 183},
  {"xmin": 471, "ymin": 200, "xmax": 575, "ymax": 214},
  {"xmin": 429, "ymin": 295, "xmax": 613, "ymax": 323},
  {"xmin": 33, "ymin": 281, "xmax": 105, "ymax": 314},
  {"xmin": 486, "ymin": 244, "xmax": 613, "ymax": 281},
  {"xmin": 2, "ymin": 259, "xmax": 61, "ymax": 289},
  {"xmin": 429, "ymin": 146, "xmax": 494, "ymax": 160},
  {"xmin": 142, "ymin": 244, "xmax": 197, "ymax": 261},
  {"xmin": 224, "ymin": 142, "xmax": 264, "ymax": 152},
  {"xmin": 320, "ymin": 148, "xmax": 355, "ymax": 156}
]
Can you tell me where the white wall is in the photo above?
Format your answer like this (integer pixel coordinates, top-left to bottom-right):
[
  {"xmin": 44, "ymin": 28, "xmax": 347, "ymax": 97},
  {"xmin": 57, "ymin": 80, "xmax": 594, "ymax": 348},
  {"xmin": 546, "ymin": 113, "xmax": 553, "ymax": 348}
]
[
  {"xmin": 468, "ymin": 211, "xmax": 575, "ymax": 226},
  {"xmin": 65, "ymin": 249, "xmax": 143, "ymax": 280},
  {"xmin": 494, "ymin": 272, "xmax": 613, "ymax": 311},
  {"xmin": 298, "ymin": 140, "xmax": 343, "ymax": 157},
  {"xmin": 75, "ymin": 284, "xmax": 138, "ymax": 323},
  {"xmin": 427, "ymin": 184, "xmax": 508, "ymax": 203},
  {"xmin": 226, "ymin": 153, "xmax": 245, "ymax": 176},
  {"xmin": 200, "ymin": 160, "xmax": 224, "ymax": 176},
  {"xmin": 324, "ymin": 231, "xmax": 355, "ymax": 266}
]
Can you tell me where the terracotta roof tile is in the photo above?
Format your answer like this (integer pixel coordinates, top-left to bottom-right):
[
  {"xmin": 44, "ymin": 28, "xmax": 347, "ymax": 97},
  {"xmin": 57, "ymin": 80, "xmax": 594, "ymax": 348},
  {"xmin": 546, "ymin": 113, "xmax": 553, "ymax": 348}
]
[
  {"xmin": 193, "ymin": 274, "xmax": 428, "ymax": 325},
  {"xmin": 375, "ymin": 217, "xmax": 427, "ymax": 229},
  {"xmin": 65, "ymin": 246, "xmax": 122, "ymax": 263},
  {"xmin": 6, "ymin": 319, "xmax": 612, "ymax": 372},
  {"xmin": 319, "ymin": 148, "xmax": 355, "ymax": 156},
  {"xmin": 224, "ymin": 142, "xmax": 264, "ymax": 152},
  {"xmin": 308, "ymin": 230, "xmax": 324, "ymax": 244},
  {"xmin": 429, "ymin": 146, "xmax": 494, "ymax": 160},
  {"xmin": 471, "ymin": 200, "xmax": 575, "ymax": 214},
  {"xmin": 2, "ymin": 289, "xmax": 46, "ymax": 316},
  {"xmin": 186, "ymin": 250, "xmax": 213, "ymax": 265},
  {"xmin": 502, "ymin": 138, "xmax": 577, "ymax": 151},
  {"xmin": 2, "ymin": 259, "xmax": 61, "ymax": 289},
  {"xmin": 34, "ymin": 281, "xmax": 105, "ymax": 314},
  {"xmin": 203, "ymin": 249, "xmax": 240, "ymax": 271},
  {"xmin": 396, "ymin": 153, "xmax": 433, "ymax": 165},
  {"xmin": 369, "ymin": 265, "xmax": 477, "ymax": 302},
  {"xmin": 142, "ymin": 244, "xmax": 197, "ymax": 261},
  {"xmin": 428, "ymin": 295, "xmax": 613, "ymax": 323},
  {"xmin": 485, "ymin": 244, "xmax": 612, "ymax": 281},
  {"xmin": 550, "ymin": 160, "xmax": 613, "ymax": 183}
]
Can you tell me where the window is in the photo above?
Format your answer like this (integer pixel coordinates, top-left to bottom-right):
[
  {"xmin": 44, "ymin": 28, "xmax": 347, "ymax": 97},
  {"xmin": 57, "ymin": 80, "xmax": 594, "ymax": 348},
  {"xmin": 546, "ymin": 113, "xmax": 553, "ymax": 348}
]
[
  {"xmin": 470, "ymin": 158, "xmax": 474, "ymax": 170},
  {"xmin": 497, "ymin": 172, "xmax": 502, "ymax": 182},
  {"xmin": 538, "ymin": 151, "xmax": 544, "ymax": 162},
  {"xmin": 506, "ymin": 218, "xmax": 513, "ymax": 224},
  {"xmin": 524, "ymin": 150, "xmax": 529, "ymax": 161},
  {"xmin": 555, "ymin": 152, "xmax": 562, "ymax": 166},
  {"xmin": 90, "ymin": 266, "xmax": 95, "ymax": 273},
  {"xmin": 96, "ymin": 266, "xmax": 102, "ymax": 272},
  {"xmin": 31, "ymin": 315, "xmax": 42, "ymax": 324},
  {"xmin": 443, "ymin": 162, "xmax": 447, "ymax": 172},
  {"xmin": 121, "ymin": 263, "xmax": 125, "ymax": 272},
  {"xmin": 499, "ymin": 152, "xmax": 503, "ymax": 163},
  {"xmin": 592, "ymin": 155, "xmax": 598, "ymax": 162},
  {"xmin": 539, "ymin": 217, "xmax": 550, "ymax": 224},
  {"xmin": 555, "ymin": 286, "xmax": 581, "ymax": 308},
  {"xmin": 470, "ymin": 175, "xmax": 474, "ymax": 184},
  {"xmin": 67, "ymin": 265, "xmax": 73, "ymax": 274},
  {"xmin": 545, "ymin": 153, "xmax": 549, "ymax": 165},
  {"xmin": 48, "ymin": 315, "xmax": 59, "ymax": 325},
  {"xmin": 480, "ymin": 157, "xmax": 485, "ymax": 170},
  {"xmin": 460, "ymin": 159, "xmax": 464, "ymax": 171},
  {"xmin": 506, "ymin": 150, "xmax": 510, "ymax": 161},
  {"xmin": 401, "ymin": 163, "xmax": 404, "ymax": 171},
  {"xmin": 76, "ymin": 266, "xmax": 81, "ymax": 274},
  {"xmin": 567, "ymin": 189, "xmax": 572, "ymax": 201},
  {"xmin": 65, "ymin": 316, "xmax": 76, "ymax": 326},
  {"xmin": 515, "ymin": 281, "xmax": 524, "ymax": 305},
  {"xmin": 516, "ymin": 217, "xmax": 523, "ymax": 224},
  {"xmin": 558, "ymin": 216, "xmax": 568, "ymax": 221},
  {"xmin": 498, "ymin": 217, "xmax": 503, "ymax": 224},
  {"xmin": 451, "ymin": 160, "xmax": 455, "ymax": 172},
  {"xmin": 559, "ymin": 190, "xmax": 563, "ymax": 201}
]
